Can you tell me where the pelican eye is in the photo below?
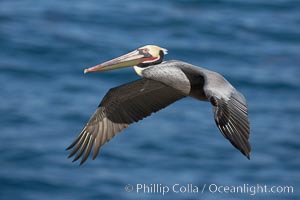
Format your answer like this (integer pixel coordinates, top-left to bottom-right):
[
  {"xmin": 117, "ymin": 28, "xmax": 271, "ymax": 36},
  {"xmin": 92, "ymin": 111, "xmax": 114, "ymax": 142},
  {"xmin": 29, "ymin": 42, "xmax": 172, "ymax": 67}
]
[
  {"xmin": 138, "ymin": 48, "xmax": 151, "ymax": 57},
  {"xmin": 142, "ymin": 48, "xmax": 149, "ymax": 54}
]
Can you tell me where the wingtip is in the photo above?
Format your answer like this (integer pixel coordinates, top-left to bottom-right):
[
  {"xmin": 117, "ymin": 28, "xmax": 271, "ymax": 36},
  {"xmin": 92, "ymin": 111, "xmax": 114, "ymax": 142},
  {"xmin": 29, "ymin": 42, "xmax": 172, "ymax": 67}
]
[
  {"xmin": 246, "ymin": 154, "xmax": 251, "ymax": 160},
  {"xmin": 79, "ymin": 161, "xmax": 85, "ymax": 166},
  {"xmin": 69, "ymin": 156, "xmax": 85, "ymax": 165},
  {"xmin": 92, "ymin": 150, "xmax": 100, "ymax": 160},
  {"xmin": 69, "ymin": 157, "xmax": 87, "ymax": 166},
  {"xmin": 66, "ymin": 142, "xmax": 76, "ymax": 151},
  {"xmin": 243, "ymin": 151, "xmax": 251, "ymax": 160},
  {"xmin": 65, "ymin": 146, "xmax": 71, "ymax": 151},
  {"xmin": 72, "ymin": 156, "xmax": 80, "ymax": 163}
]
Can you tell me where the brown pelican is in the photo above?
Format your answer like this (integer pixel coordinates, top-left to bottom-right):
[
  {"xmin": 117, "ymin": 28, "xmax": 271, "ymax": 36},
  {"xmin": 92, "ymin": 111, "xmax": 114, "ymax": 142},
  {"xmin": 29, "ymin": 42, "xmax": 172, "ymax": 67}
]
[{"xmin": 67, "ymin": 45, "xmax": 251, "ymax": 165}]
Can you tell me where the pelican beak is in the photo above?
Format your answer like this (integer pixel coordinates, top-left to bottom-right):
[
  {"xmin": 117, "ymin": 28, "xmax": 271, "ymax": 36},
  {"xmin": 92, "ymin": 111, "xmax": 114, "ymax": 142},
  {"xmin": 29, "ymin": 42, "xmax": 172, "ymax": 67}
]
[{"xmin": 84, "ymin": 49, "xmax": 155, "ymax": 73}]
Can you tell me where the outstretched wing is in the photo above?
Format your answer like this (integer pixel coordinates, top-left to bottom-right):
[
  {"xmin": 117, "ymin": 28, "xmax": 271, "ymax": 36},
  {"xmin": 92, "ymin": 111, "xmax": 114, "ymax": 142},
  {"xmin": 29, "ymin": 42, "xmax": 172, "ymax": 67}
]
[
  {"xmin": 66, "ymin": 78, "xmax": 185, "ymax": 164},
  {"xmin": 204, "ymin": 72, "xmax": 251, "ymax": 159}
]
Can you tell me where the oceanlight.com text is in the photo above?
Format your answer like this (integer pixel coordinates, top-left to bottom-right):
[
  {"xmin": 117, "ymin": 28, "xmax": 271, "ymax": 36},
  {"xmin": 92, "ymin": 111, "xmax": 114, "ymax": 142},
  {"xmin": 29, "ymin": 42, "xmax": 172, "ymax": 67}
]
[{"xmin": 124, "ymin": 183, "xmax": 294, "ymax": 196}]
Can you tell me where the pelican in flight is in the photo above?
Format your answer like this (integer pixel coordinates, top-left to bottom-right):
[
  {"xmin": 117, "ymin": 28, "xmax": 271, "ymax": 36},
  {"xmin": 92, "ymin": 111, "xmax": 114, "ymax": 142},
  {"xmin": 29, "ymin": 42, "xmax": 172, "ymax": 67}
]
[{"xmin": 67, "ymin": 45, "xmax": 251, "ymax": 165}]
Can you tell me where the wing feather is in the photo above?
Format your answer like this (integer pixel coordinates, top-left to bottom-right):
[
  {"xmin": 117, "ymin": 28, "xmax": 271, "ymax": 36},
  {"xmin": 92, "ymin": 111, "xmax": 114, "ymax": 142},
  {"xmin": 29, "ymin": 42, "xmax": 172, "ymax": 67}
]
[
  {"xmin": 210, "ymin": 91, "xmax": 251, "ymax": 158},
  {"xmin": 67, "ymin": 78, "xmax": 185, "ymax": 164},
  {"xmin": 203, "ymin": 71, "xmax": 251, "ymax": 159}
]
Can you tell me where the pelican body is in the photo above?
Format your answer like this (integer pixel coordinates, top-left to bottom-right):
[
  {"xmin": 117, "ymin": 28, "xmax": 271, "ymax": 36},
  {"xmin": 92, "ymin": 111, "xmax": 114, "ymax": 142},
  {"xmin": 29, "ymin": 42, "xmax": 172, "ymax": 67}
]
[{"xmin": 67, "ymin": 45, "xmax": 251, "ymax": 165}]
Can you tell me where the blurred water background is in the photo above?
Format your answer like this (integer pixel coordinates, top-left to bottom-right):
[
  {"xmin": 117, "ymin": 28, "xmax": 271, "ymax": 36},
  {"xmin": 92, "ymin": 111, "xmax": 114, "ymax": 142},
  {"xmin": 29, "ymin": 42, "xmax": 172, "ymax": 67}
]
[{"xmin": 0, "ymin": 0, "xmax": 299, "ymax": 199}]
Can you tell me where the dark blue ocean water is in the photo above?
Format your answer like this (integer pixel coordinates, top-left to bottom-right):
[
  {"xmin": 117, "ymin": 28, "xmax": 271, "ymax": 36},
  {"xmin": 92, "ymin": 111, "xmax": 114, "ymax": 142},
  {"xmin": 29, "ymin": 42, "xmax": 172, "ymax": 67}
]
[{"xmin": 0, "ymin": 0, "xmax": 299, "ymax": 199}]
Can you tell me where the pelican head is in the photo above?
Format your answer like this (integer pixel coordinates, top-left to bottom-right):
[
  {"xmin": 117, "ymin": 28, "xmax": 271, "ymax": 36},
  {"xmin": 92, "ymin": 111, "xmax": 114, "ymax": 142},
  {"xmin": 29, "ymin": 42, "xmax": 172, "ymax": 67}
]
[{"xmin": 84, "ymin": 45, "xmax": 168, "ymax": 73}]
